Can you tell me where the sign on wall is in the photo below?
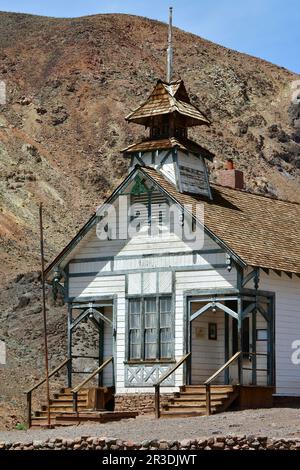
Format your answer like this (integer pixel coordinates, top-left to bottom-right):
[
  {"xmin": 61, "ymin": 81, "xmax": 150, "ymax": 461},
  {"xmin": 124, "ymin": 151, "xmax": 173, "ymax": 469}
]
[{"xmin": 179, "ymin": 164, "xmax": 210, "ymax": 196}]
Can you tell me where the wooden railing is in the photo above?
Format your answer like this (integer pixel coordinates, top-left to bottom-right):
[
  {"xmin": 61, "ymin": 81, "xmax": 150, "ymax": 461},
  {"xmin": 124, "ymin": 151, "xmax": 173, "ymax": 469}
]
[
  {"xmin": 204, "ymin": 351, "xmax": 242, "ymax": 415},
  {"xmin": 72, "ymin": 356, "xmax": 114, "ymax": 412},
  {"xmin": 204, "ymin": 351, "xmax": 269, "ymax": 415},
  {"xmin": 25, "ymin": 358, "xmax": 70, "ymax": 428},
  {"xmin": 153, "ymin": 353, "xmax": 191, "ymax": 419}
]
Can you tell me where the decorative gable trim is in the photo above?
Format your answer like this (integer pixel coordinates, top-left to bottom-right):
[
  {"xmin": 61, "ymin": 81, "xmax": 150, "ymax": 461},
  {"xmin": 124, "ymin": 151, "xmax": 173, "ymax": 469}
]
[{"xmin": 45, "ymin": 165, "xmax": 246, "ymax": 280}]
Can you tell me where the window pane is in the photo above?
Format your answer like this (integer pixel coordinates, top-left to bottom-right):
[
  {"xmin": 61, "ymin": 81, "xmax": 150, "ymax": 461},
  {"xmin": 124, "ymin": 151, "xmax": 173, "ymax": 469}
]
[
  {"xmin": 145, "ymin": 343, "xmax": 156, "ymax": 359},
  {"xmin": 145, "ymin": 328, "xmax": 156, "ymax": 359},
  {"xmin": 130, "ymin": 314, "xmax": 140, "ymax": 329},
  {"xmin": 145, "ymin": 312, "xmax": 156, "ymax": 328},
  {"xmin": 129, "ymin": 299, "xmax": 141, "ymax": 360},
  {"xmin": 129, "ymin": 330, "xmax": 141, "ymax": 359},
  {"xmin": 159, "ymin": 297, "xmax": 172, "ymax": 359},
  {"xmin": 160, "ymin": 328, "xmax": 171, "ymax": 342},
  {"xmin": 145, "ymin": 298, "xmax": 157, "ymax": 313},
  {"xmin": 129, "ymin": 299, "xmax": 141, "ymax": 314},
  {"xmin": 160, "ymin": 297, "xmax": 171, "ymax": 313},
  {"xmin": 160, "ymin": 312, "xmax": 171, "ymax": 328},
  {"xmin": 130, "ymin": 343, "xmax": 141, "ymax": 359},
  {"xmin": 160, "ymin": 341, "xmax": 172, "ymax": 359}
]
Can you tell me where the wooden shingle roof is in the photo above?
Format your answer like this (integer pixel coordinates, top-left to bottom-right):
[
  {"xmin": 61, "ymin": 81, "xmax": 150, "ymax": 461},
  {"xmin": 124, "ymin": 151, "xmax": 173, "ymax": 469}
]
[
  {"xmin": 141, "ymin": 166, "xmax": 300, "ymax": 274},
  {"xmin": 45, "ymin": 165, "xmax": 300, "ymax": 278},
  {"xmin": 122, "ymin": 137, "xmax": 214, "ymax": 160},
  {"xmin": 126, "ymin": 79, "xmax": 210, "ymax": 127}
]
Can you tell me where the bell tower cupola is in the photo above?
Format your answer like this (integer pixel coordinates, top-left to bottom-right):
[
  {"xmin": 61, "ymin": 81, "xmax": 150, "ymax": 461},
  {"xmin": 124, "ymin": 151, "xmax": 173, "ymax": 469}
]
[{"xmin": 122, "ymin": 8, "xmax": 214, "ymax": 199}]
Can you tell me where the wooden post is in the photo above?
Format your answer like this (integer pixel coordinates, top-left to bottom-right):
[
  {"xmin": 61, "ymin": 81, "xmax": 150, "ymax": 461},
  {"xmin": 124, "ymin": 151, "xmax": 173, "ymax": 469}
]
[
  {"xmin": 237, "ymin": 296, "xmax": 243, "ymax": 385},
  {"xmin": 155, "ymin": 384, "xmax": 160, "ymax": 419},
  {"xmin": 39, "ymin": 203, "xmax": 51, "ymax": 428},
  {"xmin": 224, "ymin": 314, "xmax": 229, "ymax": 384},
  {"xmin": 98, "ymin": 315, "xmax": 104, "ymax": 387},
  {"xmin": 73, "ymin": 391, "xmax": 78, "ymax": 413},
  {"xmin": 26, "ymin": 391, "xmax": 32, "ymax": 428},
  {"xmin": 67, "ymin": 305, "xmax": 72, "ymax": 388},
  {"xmin": 252, "ymin": 310, "xmax": 257, "ymax": 385},
  {"xmin": 206, "ymin": 384, "xmax": 211, "ymax": 415}
]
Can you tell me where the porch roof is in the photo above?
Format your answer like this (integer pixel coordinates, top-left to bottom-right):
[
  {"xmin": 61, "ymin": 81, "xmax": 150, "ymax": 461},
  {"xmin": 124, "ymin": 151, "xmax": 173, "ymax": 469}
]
[{"xmin": 141, "ymin": 166, "xmax": 300, "ymax": 275}]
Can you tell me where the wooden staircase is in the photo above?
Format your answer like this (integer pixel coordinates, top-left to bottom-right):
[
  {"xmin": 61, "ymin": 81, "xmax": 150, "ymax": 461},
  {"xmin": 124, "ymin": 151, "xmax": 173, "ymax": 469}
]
[
  {"xmin": 161, "ymin": 385, "xmax": 239, "ymax": 418},
  {"xmin": 31, "ymin": 387, "xmax": 137, "ymax": 427}
]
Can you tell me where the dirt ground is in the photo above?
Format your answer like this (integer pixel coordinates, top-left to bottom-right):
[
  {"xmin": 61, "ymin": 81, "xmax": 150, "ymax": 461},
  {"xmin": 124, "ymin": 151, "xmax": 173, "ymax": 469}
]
[{"xmin": 0, "ymin": 408, "xmax": 300, "ymax": 444}]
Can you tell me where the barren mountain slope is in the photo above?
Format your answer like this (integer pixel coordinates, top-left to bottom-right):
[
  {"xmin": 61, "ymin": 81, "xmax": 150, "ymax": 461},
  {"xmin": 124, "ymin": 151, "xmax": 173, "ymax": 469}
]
[
  {"xmin": 0, "ymin": 12, "xmax": 300, "ymax": 279},
  {"xmin": 0, "ymin": 12, "xmax": 300, "ymax": 429}
]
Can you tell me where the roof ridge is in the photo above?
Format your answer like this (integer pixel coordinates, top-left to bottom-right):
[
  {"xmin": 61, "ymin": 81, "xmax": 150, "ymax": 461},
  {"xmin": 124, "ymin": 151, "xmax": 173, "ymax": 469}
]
[{"xmin": 211, "ymin": 182, "xmax": 300, "ymax": 206}]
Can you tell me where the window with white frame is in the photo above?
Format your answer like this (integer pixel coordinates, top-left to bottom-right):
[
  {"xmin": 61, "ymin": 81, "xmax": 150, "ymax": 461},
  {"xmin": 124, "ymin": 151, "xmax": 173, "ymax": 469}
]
[{"xmin": 128, "ymin": 296, "xmax": 173, "ymax": 361}]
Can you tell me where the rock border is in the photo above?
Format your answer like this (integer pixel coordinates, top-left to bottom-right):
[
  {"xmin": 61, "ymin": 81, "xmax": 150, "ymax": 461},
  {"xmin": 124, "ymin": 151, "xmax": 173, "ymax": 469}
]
[{"xmin": 1, "ymin": 435, "xmax": 300, "ymax": 450}]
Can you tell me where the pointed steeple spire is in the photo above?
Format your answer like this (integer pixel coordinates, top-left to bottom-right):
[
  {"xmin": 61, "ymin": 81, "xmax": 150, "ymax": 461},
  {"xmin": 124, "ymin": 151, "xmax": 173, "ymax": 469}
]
[
  {"xmin": 122, "ymin": 8, "xmax": 213, "ymax": 199},
  {"xmin": 167, "ymin": 6, "xmax": 173, "ymax": 83}
]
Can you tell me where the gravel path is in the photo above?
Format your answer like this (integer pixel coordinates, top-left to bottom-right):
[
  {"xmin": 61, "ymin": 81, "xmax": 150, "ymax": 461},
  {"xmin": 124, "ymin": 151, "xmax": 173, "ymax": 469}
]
[{"xmin": 1, "ymin": 408, "xmax": 300, "ymax": 444}]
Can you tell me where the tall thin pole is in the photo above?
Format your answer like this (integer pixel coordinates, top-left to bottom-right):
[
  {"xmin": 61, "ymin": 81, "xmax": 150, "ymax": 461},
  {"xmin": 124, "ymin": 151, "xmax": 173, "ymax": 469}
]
[
  {"xmin": 167, "ymin": 6, "xmax": 173, "ymax": 83},
  {"xmin": 39, "ymin": 203, "xmax": 51, "ymax": 427}
]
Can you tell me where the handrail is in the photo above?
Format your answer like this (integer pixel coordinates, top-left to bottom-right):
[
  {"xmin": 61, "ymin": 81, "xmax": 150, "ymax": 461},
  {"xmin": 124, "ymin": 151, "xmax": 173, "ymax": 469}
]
[
  {"xmin": 204, "ymin": 351, "xmax": 242, "ymax": 386},
  {"xmin": 204, "ymin": 351, "xmax": 270, "ymax": 415},
  {"xmin": 205, "ymin": 351, "xmax": 242, "ymax": 416},
  {"xmin": 153, "ymin": 352, "xmax": 191, "ymax": 419},
  {"xmin": 25, "ymin": 357, "xmax": 70, "ymax": 428},
  {"xmin": 72, "ymin": 356, "xmax": 113, "ymax": 412},
  {"xmin": 26, "ymin": 358, "xmax": 70, "ymax": 394}
]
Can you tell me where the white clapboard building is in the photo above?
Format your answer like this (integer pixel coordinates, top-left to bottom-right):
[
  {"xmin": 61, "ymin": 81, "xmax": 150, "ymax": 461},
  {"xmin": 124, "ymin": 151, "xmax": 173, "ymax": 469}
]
[{"xmin": 41, "ymin": 76, "xmax": 300, "ymax": 422}]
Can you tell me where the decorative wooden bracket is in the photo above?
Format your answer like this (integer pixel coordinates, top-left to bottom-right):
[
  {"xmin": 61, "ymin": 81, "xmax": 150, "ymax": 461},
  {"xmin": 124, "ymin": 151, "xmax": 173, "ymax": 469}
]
[{"xmin": 242, "ymin": 268, "xmax": 260, "ymax": 289}]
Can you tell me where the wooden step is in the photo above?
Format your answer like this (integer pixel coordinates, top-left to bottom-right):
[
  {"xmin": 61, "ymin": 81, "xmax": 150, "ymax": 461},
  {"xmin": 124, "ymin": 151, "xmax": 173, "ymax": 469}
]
[
  {"xmin": 170, "ymin": 398, "xmax": 226, "ymax": 405},
  {"xmin": 49, "ymin": 398, "xmax": 87, "ymax": 405},
  {"xmin": 160, "ymin": 410, "xmax": 206, "ymax": 418},
  {"xmin": 160, "ymin": 384, "xmax": 239, "ymax": 418},
  {"xmin": 59, "ymin": 387, "xmax": 88, "ymax": 395},
  {"xmin": 175, "ymin": 392, "xmax": 230, "ymax": 399},
  {"xmin": 34, "ymin": 410, "xmax": 83, "ymax": 417},
  {"xmin": 55, "ymin": 411, "xmax": 138, "ymax": 425},
  {"xmin": 181, "ymin": 385, "xmax": 234, "ymax": 392},
  {"xmin": 41, "ymin": 405, "xmax": 87, "ymax": 412},
  {"xmin": 165, "ymin": 404, "xmax": 219, "ymax": 411}
]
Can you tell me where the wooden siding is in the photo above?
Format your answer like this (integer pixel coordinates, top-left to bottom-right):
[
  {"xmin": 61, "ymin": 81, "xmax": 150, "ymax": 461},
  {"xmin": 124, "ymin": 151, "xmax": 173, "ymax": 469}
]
[
  {"xmin": 65, "ymin": 186, "xmax": 239, "ymax": 393},
  {"xmin": 191, "ymin": 309, "xmax": 225, "ymax": 384},
  {"xmin": 249, "ymin": 270, "xmax": 300, "ymax": 395},
  {"xmin": 68, "ymin": 275, "xmax": 125, "ymax": 299}
]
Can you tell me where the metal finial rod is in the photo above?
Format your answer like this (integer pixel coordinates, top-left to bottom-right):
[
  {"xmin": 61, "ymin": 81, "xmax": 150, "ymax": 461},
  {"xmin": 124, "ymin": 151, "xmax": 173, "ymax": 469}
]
[
  {"xmin": 167, "ymin": 6, "xmax": 173, "ymax": 83},
  {"xmin": 39, "ymin": 203, "xmax": 51, "ymax": 428}
]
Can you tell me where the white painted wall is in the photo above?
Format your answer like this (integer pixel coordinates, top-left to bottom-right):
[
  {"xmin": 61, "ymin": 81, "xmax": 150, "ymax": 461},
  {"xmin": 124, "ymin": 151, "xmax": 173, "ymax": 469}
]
[
  {"xmin": 246, "ymin": 270, "xmax": 300, "ymax": 395},
  {"xmin": 129, "ymin": 150, "xmax": 177, "ymax": 187},
  {"xmin": 65, "ymin": 183, "xmax": 238, "ymax": 394},
  {"xmin": 191, "ymin": 309, "xmax": 225, "ymax": 384}
]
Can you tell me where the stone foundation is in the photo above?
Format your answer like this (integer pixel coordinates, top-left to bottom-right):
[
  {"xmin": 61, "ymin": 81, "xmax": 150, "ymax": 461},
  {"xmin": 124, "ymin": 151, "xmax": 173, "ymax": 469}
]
[
  {"xmin": 114, "ymin": 393, "xmax": 172, "ymax": 414},
  {"xmin": 1, "ymin": 436, "xmax": 300, "ymax": 450}
]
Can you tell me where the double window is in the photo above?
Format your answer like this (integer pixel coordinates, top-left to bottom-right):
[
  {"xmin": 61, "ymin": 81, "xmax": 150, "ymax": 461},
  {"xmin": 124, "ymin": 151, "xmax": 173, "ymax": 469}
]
[{"xmin": 128, "ymin": 296, "xmax": 173, "ymax": 361}]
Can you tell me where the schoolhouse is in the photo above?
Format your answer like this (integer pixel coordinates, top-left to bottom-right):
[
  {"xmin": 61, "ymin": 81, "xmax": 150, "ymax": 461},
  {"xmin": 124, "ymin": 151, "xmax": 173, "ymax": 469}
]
[{"xmin": 27, "ymin": 13, "xmax": 300, "ymax": 426}]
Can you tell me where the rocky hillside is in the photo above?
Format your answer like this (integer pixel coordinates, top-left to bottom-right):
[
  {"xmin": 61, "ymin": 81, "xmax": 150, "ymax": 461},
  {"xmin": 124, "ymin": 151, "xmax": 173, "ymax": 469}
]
[
  {"xmin": 0, "ymin": 12, "xmax": 300, "ymax": 428},
  {"xmin": 0, "ymin": 12, "xmax": 300, "ymax": 280}
]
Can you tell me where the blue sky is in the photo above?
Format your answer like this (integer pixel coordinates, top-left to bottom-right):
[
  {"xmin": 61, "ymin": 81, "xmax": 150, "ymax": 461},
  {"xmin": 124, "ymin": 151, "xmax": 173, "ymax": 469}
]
[{"xmin": 0, "ymin": 0, "xmax": 299, "ymax": 73}]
